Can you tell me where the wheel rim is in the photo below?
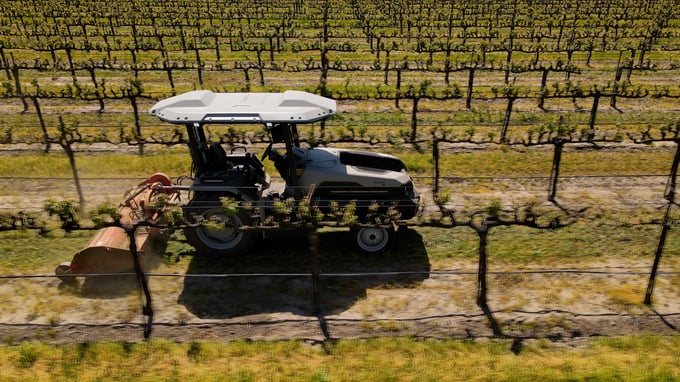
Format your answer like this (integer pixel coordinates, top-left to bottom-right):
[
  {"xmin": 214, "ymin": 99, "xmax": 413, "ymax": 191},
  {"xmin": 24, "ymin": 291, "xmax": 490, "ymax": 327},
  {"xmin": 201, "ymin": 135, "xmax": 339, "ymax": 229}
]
[
  {"xmin": 355, "ymin": 227, "xmax": 389, "ymax": 252},
  {"xmin": 195, "ymin": 207, "xmax": 244, "ymax": 250}
]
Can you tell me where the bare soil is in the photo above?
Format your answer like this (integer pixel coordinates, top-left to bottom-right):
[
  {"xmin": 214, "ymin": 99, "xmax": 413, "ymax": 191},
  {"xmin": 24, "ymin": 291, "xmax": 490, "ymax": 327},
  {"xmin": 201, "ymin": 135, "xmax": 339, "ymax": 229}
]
[{"xmin": 0, "ymin": 257, "xmax": 678, "ymax": 345}]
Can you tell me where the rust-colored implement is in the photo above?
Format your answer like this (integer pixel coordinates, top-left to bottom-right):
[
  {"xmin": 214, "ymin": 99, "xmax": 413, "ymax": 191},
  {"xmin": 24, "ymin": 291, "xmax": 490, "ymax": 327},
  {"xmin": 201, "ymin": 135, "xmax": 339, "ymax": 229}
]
[{"xmin": 56, "ymin": 173, "xmax": 177, "ymax": 280}]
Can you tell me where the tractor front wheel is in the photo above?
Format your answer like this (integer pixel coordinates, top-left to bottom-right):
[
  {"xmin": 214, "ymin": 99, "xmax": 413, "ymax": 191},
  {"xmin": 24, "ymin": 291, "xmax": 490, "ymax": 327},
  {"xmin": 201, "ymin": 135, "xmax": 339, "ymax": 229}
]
[
  {"xmin": 351, "ymin": 226, "xmax": 392, "ymax": 254},
  {"xmin": 183, "ymin": 194, "xmax": 256, "ymax": 256}
]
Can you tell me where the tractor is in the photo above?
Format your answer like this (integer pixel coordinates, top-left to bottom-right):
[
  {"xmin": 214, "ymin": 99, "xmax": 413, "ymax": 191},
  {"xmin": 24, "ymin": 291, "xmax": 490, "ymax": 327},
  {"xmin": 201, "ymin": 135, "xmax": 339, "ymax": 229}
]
[
  {"xmin": 57, "ymin": 89, "xmax": 421, "ymax": 281},
  {"xmin": 149, "ymin": 90, "xmax": 420, "ymax": 255}
]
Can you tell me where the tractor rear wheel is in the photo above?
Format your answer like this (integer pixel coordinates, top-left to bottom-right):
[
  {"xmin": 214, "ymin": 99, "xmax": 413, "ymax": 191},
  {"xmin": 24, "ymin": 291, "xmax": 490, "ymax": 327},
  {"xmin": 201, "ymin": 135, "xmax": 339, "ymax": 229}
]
[{"xmin": 183, "ymin": 193, "xmax": 256, "ymax": 256}]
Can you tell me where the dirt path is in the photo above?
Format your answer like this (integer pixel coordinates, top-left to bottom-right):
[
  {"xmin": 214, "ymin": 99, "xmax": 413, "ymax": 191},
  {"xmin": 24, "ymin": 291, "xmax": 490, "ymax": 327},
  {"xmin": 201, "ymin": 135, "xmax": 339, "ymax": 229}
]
[{"xmin": 0, "ymin": 263, "xmax": 678, "ymax": 345}]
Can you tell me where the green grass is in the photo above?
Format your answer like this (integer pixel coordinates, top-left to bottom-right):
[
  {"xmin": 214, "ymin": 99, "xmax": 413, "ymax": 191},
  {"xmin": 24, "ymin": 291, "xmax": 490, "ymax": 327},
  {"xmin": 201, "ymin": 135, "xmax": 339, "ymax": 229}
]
[
  {"xmin": 0, "ymin": 220, "xmax": 672, "ymax": 274},
  {"xmin": 0, "ymin": 336, "xmax": 678, "ymax": 381},
  {"xmin": 0, "ymin": 145, "xmax": 674, "ymax": 179},
  {"xmin": 0, "ymin": 230, "xmax": 92, "ymax": 273},
  {"xmin": 0, "ymin": 151, "xmax": 193, "ymax": 179},
  {"xmin": 434, "ymin": 147, "xmax": 674, "ymax": 177},
  {"xmin": 411, "ymin": 222, "xmax": 676, "ymax": 265}
]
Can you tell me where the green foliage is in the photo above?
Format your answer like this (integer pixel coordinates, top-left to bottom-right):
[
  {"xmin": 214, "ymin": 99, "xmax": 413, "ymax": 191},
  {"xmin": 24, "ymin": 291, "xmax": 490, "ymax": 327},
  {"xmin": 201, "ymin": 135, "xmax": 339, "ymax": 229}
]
[
  {"xmin": 147, "ymin": 193, "xmax": 171, "ymax": 217},
  {"xmin": 0, "ymin": 211, "xmax": 43, "ymax": 231},
  {"xmin": 296, "ymin": 199, "xmax": 325, "ymax": 222},
  {"xmin": 89, "ymin": 201, "xmax": 121, "ymax": 228},
  {"xmin": 165, "ymin": 207, "xmax": 185, "ymax": 227},
  {"xmin": 43, "ymin": 198, "xmax": 79, "ymax": 231},
  {"xmin": 484, "ymin": 199, "xmax": 503, "ymax": 219},
  {"xmin": 1, "ymin": 127, "xmax": 13, "ymax": 144},
  {"xmin": 15, "ymin": 343, "xmax": 41, "ymax": 369},
  {"xmin": 341, "ymin": 201, "xmax": 357, "ymax": 226},
  {"xmin": 219, "ymin": 197, "xmax": 239, "ymax": 216},
  {"xmin": 273, "ymin": 197, "xmax": 295, "ymax": 217},
  {"xmin": 327, "ymin": 200, "xmax": 358, "ymax": 226}
]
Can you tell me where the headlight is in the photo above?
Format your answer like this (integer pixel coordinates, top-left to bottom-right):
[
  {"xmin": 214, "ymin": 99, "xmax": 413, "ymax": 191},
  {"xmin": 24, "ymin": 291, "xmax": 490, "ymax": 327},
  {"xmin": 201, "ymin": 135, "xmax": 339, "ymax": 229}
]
[{"xmin": 404, "ymin": 181, "xmax": 418, "ymax": 200}]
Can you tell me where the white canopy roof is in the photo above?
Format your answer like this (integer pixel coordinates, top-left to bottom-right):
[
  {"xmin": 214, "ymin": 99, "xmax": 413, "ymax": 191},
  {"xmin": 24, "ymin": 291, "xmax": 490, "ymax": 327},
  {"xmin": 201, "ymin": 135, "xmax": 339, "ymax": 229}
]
[{"xmin": 149, "ymin": 90, "xmax": 336, "ymax": 124}]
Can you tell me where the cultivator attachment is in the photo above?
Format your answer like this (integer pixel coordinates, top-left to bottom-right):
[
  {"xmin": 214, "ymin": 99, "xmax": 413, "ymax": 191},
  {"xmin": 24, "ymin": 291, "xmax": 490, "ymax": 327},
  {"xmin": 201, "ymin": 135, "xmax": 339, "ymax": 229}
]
[{"xmin": 55, "ymin": 173, "xmax": 179, "ymax": 282}]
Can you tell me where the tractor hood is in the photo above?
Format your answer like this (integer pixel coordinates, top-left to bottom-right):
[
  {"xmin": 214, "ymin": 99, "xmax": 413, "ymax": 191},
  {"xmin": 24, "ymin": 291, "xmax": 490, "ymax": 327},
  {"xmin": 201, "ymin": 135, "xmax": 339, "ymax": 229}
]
[
  {"xmin": 295, "ymin": 147, "xmax": 420, "ymax": 219},
  {"xmin": 149, "ymin": 90, "xmax": 336, "ymax": 124},
  {"xmin": 300, "ymin": 147, "xmax": 414, "ymax": 189}
]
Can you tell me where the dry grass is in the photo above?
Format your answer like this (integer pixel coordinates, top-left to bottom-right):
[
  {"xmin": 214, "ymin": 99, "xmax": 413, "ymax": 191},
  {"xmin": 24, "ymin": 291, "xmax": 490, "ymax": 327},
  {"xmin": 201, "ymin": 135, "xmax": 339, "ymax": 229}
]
[
  {"xmin": 1, "ymin": 336, "xmax": 679, "ymax": 381},
  {"xmin": 605, "ymin": 282, "xmax": 649, "ymax": 312}
]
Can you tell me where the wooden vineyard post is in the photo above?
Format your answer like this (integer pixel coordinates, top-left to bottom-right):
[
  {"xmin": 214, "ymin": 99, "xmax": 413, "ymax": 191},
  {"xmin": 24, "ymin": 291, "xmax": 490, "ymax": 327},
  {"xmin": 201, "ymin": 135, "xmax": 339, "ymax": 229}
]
[
  {"xmin": 645, "ymin": 139, "xmax": 680, "ymax": 305},
  {"xmin": 305, "ymin": 186, "xmax": 321, "ymax": 315},
  {"xmin": 538, "ymin": 67, "xmax": 549, "ymax": 110},
  {"xmin": 124, "ymin": 223, "xmax": 154, "ymax": 339},
  {"xmin": 475, "ymin": 223, "xmax": 489, "ymax": 307},
  {"xmin": 466, "ymin": 67, "xmax": 475, "ymax": 110},
  {"xmin": 395, "ymin": 67, "xmax": 402, "ymax": 109},
  {"xmin": 318, "ymin": 0, "xmax": 330, "ymax": 97},
  {"xmin": 304, "ymin": 192, "xmax": 330, "ymax": 338},
  {"xmin": 57, "ymin": 117, "xmax": 86, "ymax": 217},
  {"xmin": 28, "ymin": 96, "xmax": 50, "ymax": 153},
  {"xmin": 307, "ymin": 222, "xmax": 321, "ymax": 315},
  {"xmin": 588, "ymin": 91, "xmax": 601, "ymax": 134},
  {"xmin": 548, "ymin": 138, "xmax": 564, "ymax": 202},
  {"xmin": 432, "ymin": 138, "xmax": 440, "ymax": 201},
  {"xmin": 410, "ymin": 95, "xmax": 419, "ymax": 142},
  {"xmin": 472, "ymin": 219, "xmax": 502, "ymax": 336}
]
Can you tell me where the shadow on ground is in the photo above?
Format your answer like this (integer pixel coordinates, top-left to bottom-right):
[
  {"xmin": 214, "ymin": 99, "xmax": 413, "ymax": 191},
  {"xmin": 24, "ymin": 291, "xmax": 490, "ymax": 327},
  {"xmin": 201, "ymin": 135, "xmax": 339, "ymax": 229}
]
[{"xmin": 179, "ymin": 227, "xmax": 430, "ymax": 318}]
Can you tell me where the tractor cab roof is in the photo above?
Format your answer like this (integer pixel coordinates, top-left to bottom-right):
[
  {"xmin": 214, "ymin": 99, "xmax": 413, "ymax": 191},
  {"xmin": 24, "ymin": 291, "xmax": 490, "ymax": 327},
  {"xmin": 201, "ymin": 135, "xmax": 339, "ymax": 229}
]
[{"xmin": 149, "ymin": 90, "xmax": 336, "ymax": 125}]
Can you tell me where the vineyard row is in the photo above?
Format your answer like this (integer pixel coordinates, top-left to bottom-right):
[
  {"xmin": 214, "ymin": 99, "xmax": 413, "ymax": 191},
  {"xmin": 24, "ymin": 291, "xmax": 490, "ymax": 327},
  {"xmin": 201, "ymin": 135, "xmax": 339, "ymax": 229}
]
[
  {"xmin": 3, "ymin": 0, "xmax": 677, "ymax": 33},
  {"xmin": 0, "ymin": 0, "xmax": 678, "ymax": 149}
]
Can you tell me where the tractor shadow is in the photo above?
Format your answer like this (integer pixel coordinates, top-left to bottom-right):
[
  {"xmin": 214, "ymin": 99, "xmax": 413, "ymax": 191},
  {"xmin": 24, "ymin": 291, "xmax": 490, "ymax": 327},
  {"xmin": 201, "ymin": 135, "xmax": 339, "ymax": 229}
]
[{"xmin": 179, "ymin": 228, "xmax": 430, "ymax": 318}]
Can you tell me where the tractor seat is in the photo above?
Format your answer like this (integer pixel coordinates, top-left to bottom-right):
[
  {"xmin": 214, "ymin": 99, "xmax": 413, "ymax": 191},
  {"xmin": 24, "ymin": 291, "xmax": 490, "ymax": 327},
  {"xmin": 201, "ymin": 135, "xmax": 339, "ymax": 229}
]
[{"xmin": 208, "ymin": 142, "xmax": 230, "ymax": 171}]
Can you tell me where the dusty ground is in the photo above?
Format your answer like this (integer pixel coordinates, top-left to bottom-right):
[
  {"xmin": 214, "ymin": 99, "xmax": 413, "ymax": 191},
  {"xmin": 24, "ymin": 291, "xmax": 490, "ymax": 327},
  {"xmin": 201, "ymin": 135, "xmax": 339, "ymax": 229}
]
[
  {"xmin": 0, "ymin": 145, "xmax": 678, "ymax": 345},
  {"xmin": 0, "ymin": 256, "xmax": 677, "ymax": 345}
]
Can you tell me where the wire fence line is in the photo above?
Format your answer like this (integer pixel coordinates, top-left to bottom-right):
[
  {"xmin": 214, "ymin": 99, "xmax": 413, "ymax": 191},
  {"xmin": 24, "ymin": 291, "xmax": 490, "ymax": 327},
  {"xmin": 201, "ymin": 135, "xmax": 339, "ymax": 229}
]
[
  {"xmin": 0, "ymin": 168, "xmax": 673, "ymax": 225},
  {"xmin": 2, "ymin": 269, "xmax": 679, "ymax": 280},
  {"xmin": 0, "ymin": 174, "xmax": 671, "ymax": 181}
]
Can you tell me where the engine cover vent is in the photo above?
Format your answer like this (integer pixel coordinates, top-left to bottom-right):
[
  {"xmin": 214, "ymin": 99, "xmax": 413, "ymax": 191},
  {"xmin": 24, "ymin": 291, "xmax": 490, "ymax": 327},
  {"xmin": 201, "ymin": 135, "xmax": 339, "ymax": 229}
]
[{"xmin": 339, "ymin": 152, "xmax": 406, "ymax": 172}]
